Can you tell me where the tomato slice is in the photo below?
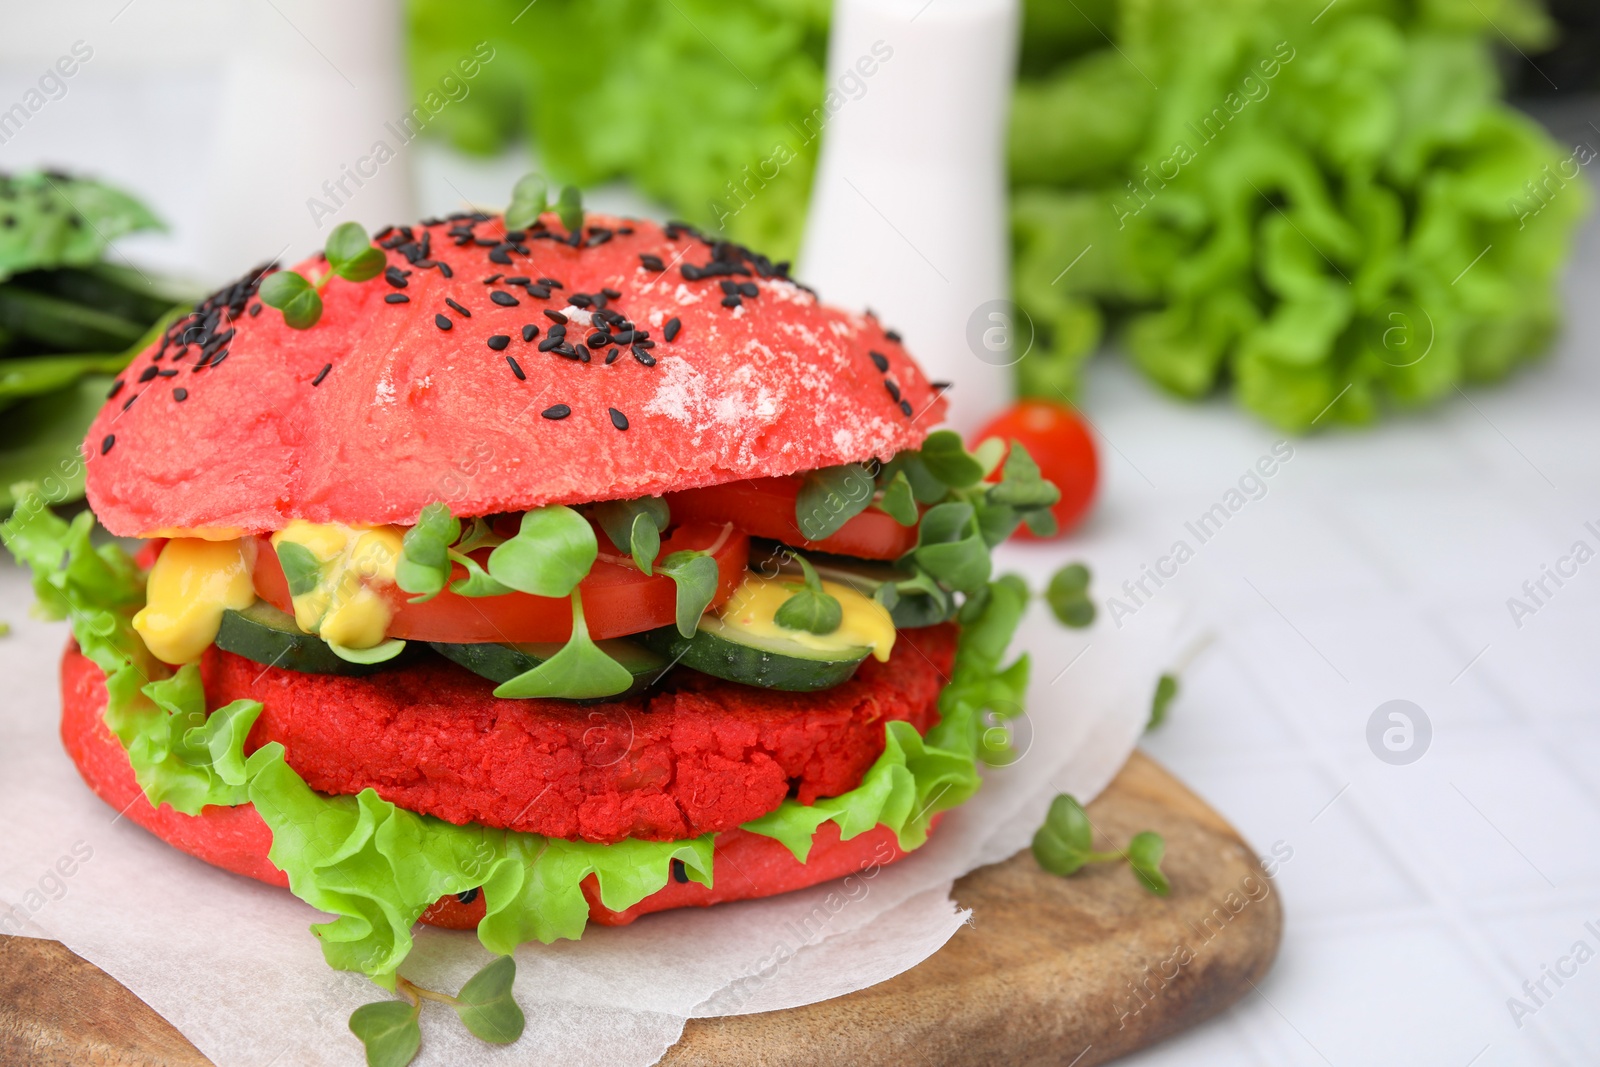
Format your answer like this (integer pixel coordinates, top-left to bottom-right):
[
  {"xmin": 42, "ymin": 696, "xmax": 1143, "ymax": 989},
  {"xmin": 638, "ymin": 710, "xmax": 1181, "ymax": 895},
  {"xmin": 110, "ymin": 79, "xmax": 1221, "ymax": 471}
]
[
  {"xmin": 665, "ymin": 476, "xmax": 917, "ymax": 561},
  {"xmin": 253, "ymin": 522, "xmax": 748, "ymax": 643}
]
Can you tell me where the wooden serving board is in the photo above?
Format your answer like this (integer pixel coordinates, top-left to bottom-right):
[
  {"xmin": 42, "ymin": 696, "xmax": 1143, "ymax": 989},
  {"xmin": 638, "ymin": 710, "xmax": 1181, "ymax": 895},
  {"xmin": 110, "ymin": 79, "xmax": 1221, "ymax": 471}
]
[{"xmin": 0, "ymin": 752, "xmax": 1282, "ymax": 1066}]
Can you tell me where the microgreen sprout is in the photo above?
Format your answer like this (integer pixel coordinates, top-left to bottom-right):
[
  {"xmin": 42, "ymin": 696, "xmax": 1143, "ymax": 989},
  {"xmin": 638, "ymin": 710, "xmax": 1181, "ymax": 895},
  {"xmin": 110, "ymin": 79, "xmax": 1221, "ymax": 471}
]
[
  {"xmin": 259, "ymin": 221, "xmax": 386, "ymax": 329},
  {"xmin": 775, "ymin": 555, "xmax": 843, "ymax": 635},
  {"xmin": 1031, "ymin": 794, "xmax": 1170, "ymax": 896},
  {"xmin": 1148, "ymin": 672, "xmax": 1179, "ymax": 730},
  {"xmin": 349, "ymin": 955, "xmax": 524, "ymax": 1067}
]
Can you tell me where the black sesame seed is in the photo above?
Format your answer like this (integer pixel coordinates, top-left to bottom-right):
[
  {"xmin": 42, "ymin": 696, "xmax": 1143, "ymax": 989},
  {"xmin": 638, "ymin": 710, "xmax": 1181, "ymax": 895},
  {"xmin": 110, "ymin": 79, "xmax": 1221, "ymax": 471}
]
[
  {"xmin": 384, "ymin": 267, "xmax": 408, "ymax": 289},
  {"xmin": 122, "ymin": 393, "xmax": 138, "ymax": 410},
  {"xmin": 721, "ymin": 295, "xmax": 741, "ymax": 308},
  {"xmin": 107, "ymin": 380, "xmax": 124, "ymax": 400},
  {"xmin": 539, "ymin": 277, "xmax": 563, "ymax": 289},
  {"xmin": 682, "ymin": 265, "xmax": 702, "ymax": 281},
  {"xmin": 436, "ymin": 262, "xmax": 453, "ymax": 279},
  {"xmin": 640, "ymin": 254, "xmax": 665, "ymax": 271},
  {"xmin": 719, "ymin": 280, "xmax": 738, "ymax": 294},
  {"xmin": 542, "ymin": 404, "xmax": 571, "ymax": 420},
  {"xmin": 601, "ymin": 288, "xmax": 621, "ymax": 300},
  {"xmin": 605, "ymin": 347, "xmax": 621, "ymax": 364},
  {"xmin": 526, "ymin": 284, "xmax": 551, "ymax": 299},
  {"xmin": 548, "ymin": 324, "xmax": 567, "ymax": 338},
  {"xmin": 138, "ymin": 365, "xmax": 159, "ymax": 383},
  {"xmin": 456, "ymin": 888, "xmax": 480, "ymax": 905},
  {"xmin": 248, "ymin": 303, "xmax": 263, "ymax": 317},
  {"xmin": 157, "ymin": 369, "xmax": 178, "ymax": 378},
  {"xmin": 505, "ymin": 276, "xmax": 529, "ymax": 285},
  {"xmin": 586, "ymin": 331, "xmax": 610, "ymax": 348},
  {"xmin": 488, "ymin": 247, "xmax": 512, "ymax": 265},
  {"xmin": 632, "ymin": 346, "xmax": 656, "ymax": 367},
  {"xmin": 609, "ymin": 407, "xmax": 629, "ymax": 431},
  {"xmin": 173, "ymin": 387, "xmax": 188, "ymax": 401},
  {"xmin": 611, "ymin": 329, "xmax": 635, "ymax": 345},
  {"xmin": 384, "ymin": 293, "xmax": 410, "ymax": 304},
  {"xmin": 522, "ymin": 324, "xmax": 538, "ymax": 342},
  {"xmin": 664, "ymin": 317, "xmax": 681, "ymax": 342},
  {"xmin": 483, "ymin": 273, "xmax": 503, "ymax": 284},
  {"xmin": 491, "ymin": 291, "xmax": 519, "ymax": 307},
  {"xmin": 434, "ymin": 314, "xmax": 452, "ymax": 331},
  {"xmin": 101, "ymin": 434, "xmax": 115, "ymax": 455},
  {"xmin": 930, "ymin": 380, "xmax": 953, "ymax": 390},
  {"xmin": 569, "ymin": 293, "xmax": 593, "ymax": 309},
  {"xmin": 869, "ymin": 351, "xmax": 889, "ymax": 372},
  {"xmin": 312, "ymin": 363, "xmax": 332, "ymax": 386},
  {"xmin": 885, "ymin": 330, "xmax": 902, "ymax": 343},
  {"xmin": 208, "ymin": 349, "xmax": 229, "ymax": 368},
  {"xmin": 487, "ymin": 334, "xmax": 511, "ymax": 351},
  {"xmin": 445, "ymin": 297, "xmax": 471, "ymax": 317},
  {"xmin": 884, "ymin": 379, "xmax": 901, "ymax": 402},
  {"xmin": 900, "ymin": 399, "xmax": 913, "ymax": 416},
  {"xmin": 671, "ymin": 859, "xmax": 689, "ymax": 884},
  {"xmin": 543, "ymin": 309, "xmax": 567, "ymax": 324},
  {"xmin": 506, "ymin": 355, "xmax": 526, "ymax": 380},
  {"xmin": 538, "ymin": 337, "xmax": 561, "ymax": 352},
  {"xmin": 739, "ymin": 282, "xmax": 759, "ymax": 298},
  {"xmin": 590, "ymin": 312, "xmax": 608, "ymax": 328},
  {"xmin": 579, "ymin": 347, "xmax": 591, "ymax": 363}
]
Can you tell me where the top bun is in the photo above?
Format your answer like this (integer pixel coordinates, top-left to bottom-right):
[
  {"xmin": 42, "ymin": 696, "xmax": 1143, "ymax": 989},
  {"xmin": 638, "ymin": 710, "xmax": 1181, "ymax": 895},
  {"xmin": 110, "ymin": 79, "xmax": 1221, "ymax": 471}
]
[{"xmin": 83, "ymin": 214, "xmax": 946, "ymax": 536}]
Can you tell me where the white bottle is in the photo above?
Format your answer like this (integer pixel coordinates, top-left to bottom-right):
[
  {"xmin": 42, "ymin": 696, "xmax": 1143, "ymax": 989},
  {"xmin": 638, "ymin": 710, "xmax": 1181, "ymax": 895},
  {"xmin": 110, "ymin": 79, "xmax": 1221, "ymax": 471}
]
[
  {"xmin": 200, "ymin": 0, "xmax": 415, "ymax": 280},
  {"xmin": 799, "ymin": 0, "xmax": 1019, "ymax": 434}
]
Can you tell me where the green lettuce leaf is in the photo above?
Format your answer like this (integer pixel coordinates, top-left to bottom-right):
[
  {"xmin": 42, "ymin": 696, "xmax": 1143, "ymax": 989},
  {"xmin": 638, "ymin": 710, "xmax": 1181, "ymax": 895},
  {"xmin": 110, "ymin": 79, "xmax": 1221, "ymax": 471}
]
[{"xmin": 0, "ymin": 172, "xmax": 164, "ymax": 282}]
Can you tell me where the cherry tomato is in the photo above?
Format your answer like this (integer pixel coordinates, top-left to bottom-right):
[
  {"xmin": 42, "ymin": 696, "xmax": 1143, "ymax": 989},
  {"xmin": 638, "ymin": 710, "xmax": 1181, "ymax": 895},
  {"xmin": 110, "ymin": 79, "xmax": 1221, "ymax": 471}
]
[
  {"xmin": 973, "ymin": 399, "xmax": 1098, "ymax": 537},
  {"xmin": 665, "ymin": 476, "xmax": 918, "ymax": 561},
  {"xmin": 253, "ymin": 522, "xmax": 749, "ymax": 643}
]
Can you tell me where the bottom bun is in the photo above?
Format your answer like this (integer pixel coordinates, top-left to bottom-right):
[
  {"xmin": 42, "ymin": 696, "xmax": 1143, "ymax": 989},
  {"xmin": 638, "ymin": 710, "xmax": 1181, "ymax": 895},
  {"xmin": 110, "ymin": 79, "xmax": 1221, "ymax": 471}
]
[{"xmin": 61, "ymin": 644, "xmax": 930, "ymax": 928}]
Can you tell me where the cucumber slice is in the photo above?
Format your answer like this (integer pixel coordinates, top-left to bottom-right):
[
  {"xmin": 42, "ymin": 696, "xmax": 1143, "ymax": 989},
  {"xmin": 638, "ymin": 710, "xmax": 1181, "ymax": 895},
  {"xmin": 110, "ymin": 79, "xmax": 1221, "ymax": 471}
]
[
  {"xmin": 638, "ymin": 615, "xmax": 869, "ymax": 692},
  {"xmin": 752, "ymin": 544, "xmax": 952, "ymax": 629},
  {"xmin": 431, "ymin": 638, "xmax": 668, "ymax": 697},
  {"xmin": 215, "ymin": 600, "xmax": 404, "ymax": 676}
]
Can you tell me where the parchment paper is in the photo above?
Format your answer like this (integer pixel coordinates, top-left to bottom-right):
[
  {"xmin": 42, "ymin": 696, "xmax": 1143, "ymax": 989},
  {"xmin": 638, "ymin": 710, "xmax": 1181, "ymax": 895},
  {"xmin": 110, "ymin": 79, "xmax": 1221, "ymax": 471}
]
[{"xmin": 0, "ymin": 550, "xmax": 1182, "ymax": 1067}]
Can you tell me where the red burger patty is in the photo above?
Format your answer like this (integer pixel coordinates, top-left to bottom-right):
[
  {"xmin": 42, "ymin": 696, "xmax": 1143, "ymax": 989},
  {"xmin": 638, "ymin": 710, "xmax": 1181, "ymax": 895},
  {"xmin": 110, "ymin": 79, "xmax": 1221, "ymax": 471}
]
[{"xmin": 205, "ymin": 624, "xmax": 957, "ymax": 844}]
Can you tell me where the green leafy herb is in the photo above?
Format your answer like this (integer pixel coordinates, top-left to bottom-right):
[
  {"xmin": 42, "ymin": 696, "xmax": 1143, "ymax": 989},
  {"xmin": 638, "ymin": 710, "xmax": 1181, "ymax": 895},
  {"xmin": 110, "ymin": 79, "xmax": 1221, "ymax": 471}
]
[
  {"xmin": 795, "ymin": 462, "xmax": 876, "ymax": 541},
  {"xmin": 448, "ymin": 550, "xmax": 512, "ymax": 597},
  {"xmin": 451, "ymin": 956, "xmax": 525, "ymax": 1044},
  {"xmin": 555, "ymin": 185, "xmax": 584, "ymax": 233},
  {"xmin": 1031, "ymin": 794, "xmax": 1169, "ymax": 896},
  {"xmin": 1148, "ymin": 672, "xmax": 1178, "ymax": 730},
  {"xmin": 0, "ymin": 172, "xmax": 164, "ymax": 282},
  {"xmin": 503, "ymin": 173, "xmax": 549, "ymax": 231},
  {"xmin": 774, "ymin": 556, "xmax": 841, "ymax": 635},
  {"xmin": 1045, "ymin": 562, "xmax": 1095, "ymax": 628},
  {"xmin": 590, "ymin": 496, "xmax": 669, "ymax": 575},
  {"xmin": 349, "ymin": 998, "xmax": 421, "ymax": 1067},
  {"xmin": 486, "ymin": 504, "xmax": 597, "ymax": 597},
  {"xmin": 655, "ymin": 549, "xmax": 719, "ymax": 637},
  {"xmin": 396, "ymin": 503, "xmax": 461, "ymax": 602},
  {"xmin": 986, "ymin": 442, "xmax": 1060, "ymax": 511},
  {"xmin": 260, "ymin": 222, "xmax": 385, "ymax": 330},
  {"xmin": 874, "ymin": 471, "xmax": 918, "ymax": 526},
  {"xmin": 493, "ymin": 591, "xmax": 633, "ymax": 699},
  {"xmin": 274, "ymin": 540, "xmax": 322, "ymax": 597},
  {"xmin": 1127, "ymin": 831, "xmax": 1171, "ymax": 896},
  {"xmin": 909, "ymin": 501, "xmax": 991, "ymax": 594},
  {"xmin": 919, "ymin": 431, "xmax": 986, "ymax": 489},
  {"xmin": 258, "ymin": 271, "xmax": 322, "ymax": 330},
  {"xmin": 325, "ymin": 221, "xmax": 387, "ymax": 282}
]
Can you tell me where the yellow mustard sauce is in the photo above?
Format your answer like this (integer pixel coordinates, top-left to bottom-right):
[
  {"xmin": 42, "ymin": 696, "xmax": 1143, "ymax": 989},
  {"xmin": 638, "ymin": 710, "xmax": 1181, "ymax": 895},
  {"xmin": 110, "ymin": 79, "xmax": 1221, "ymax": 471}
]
[
  {"xmin": 270, "ymin": 520, "xmax": 405, "ymax": 649},
  {"xmin": 131, "ymin": 538, "xmax": 257, "ymax": 664},
  {"xmin": 716, "ymin": 573, "xmax": 896, "ymax": 662}
]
